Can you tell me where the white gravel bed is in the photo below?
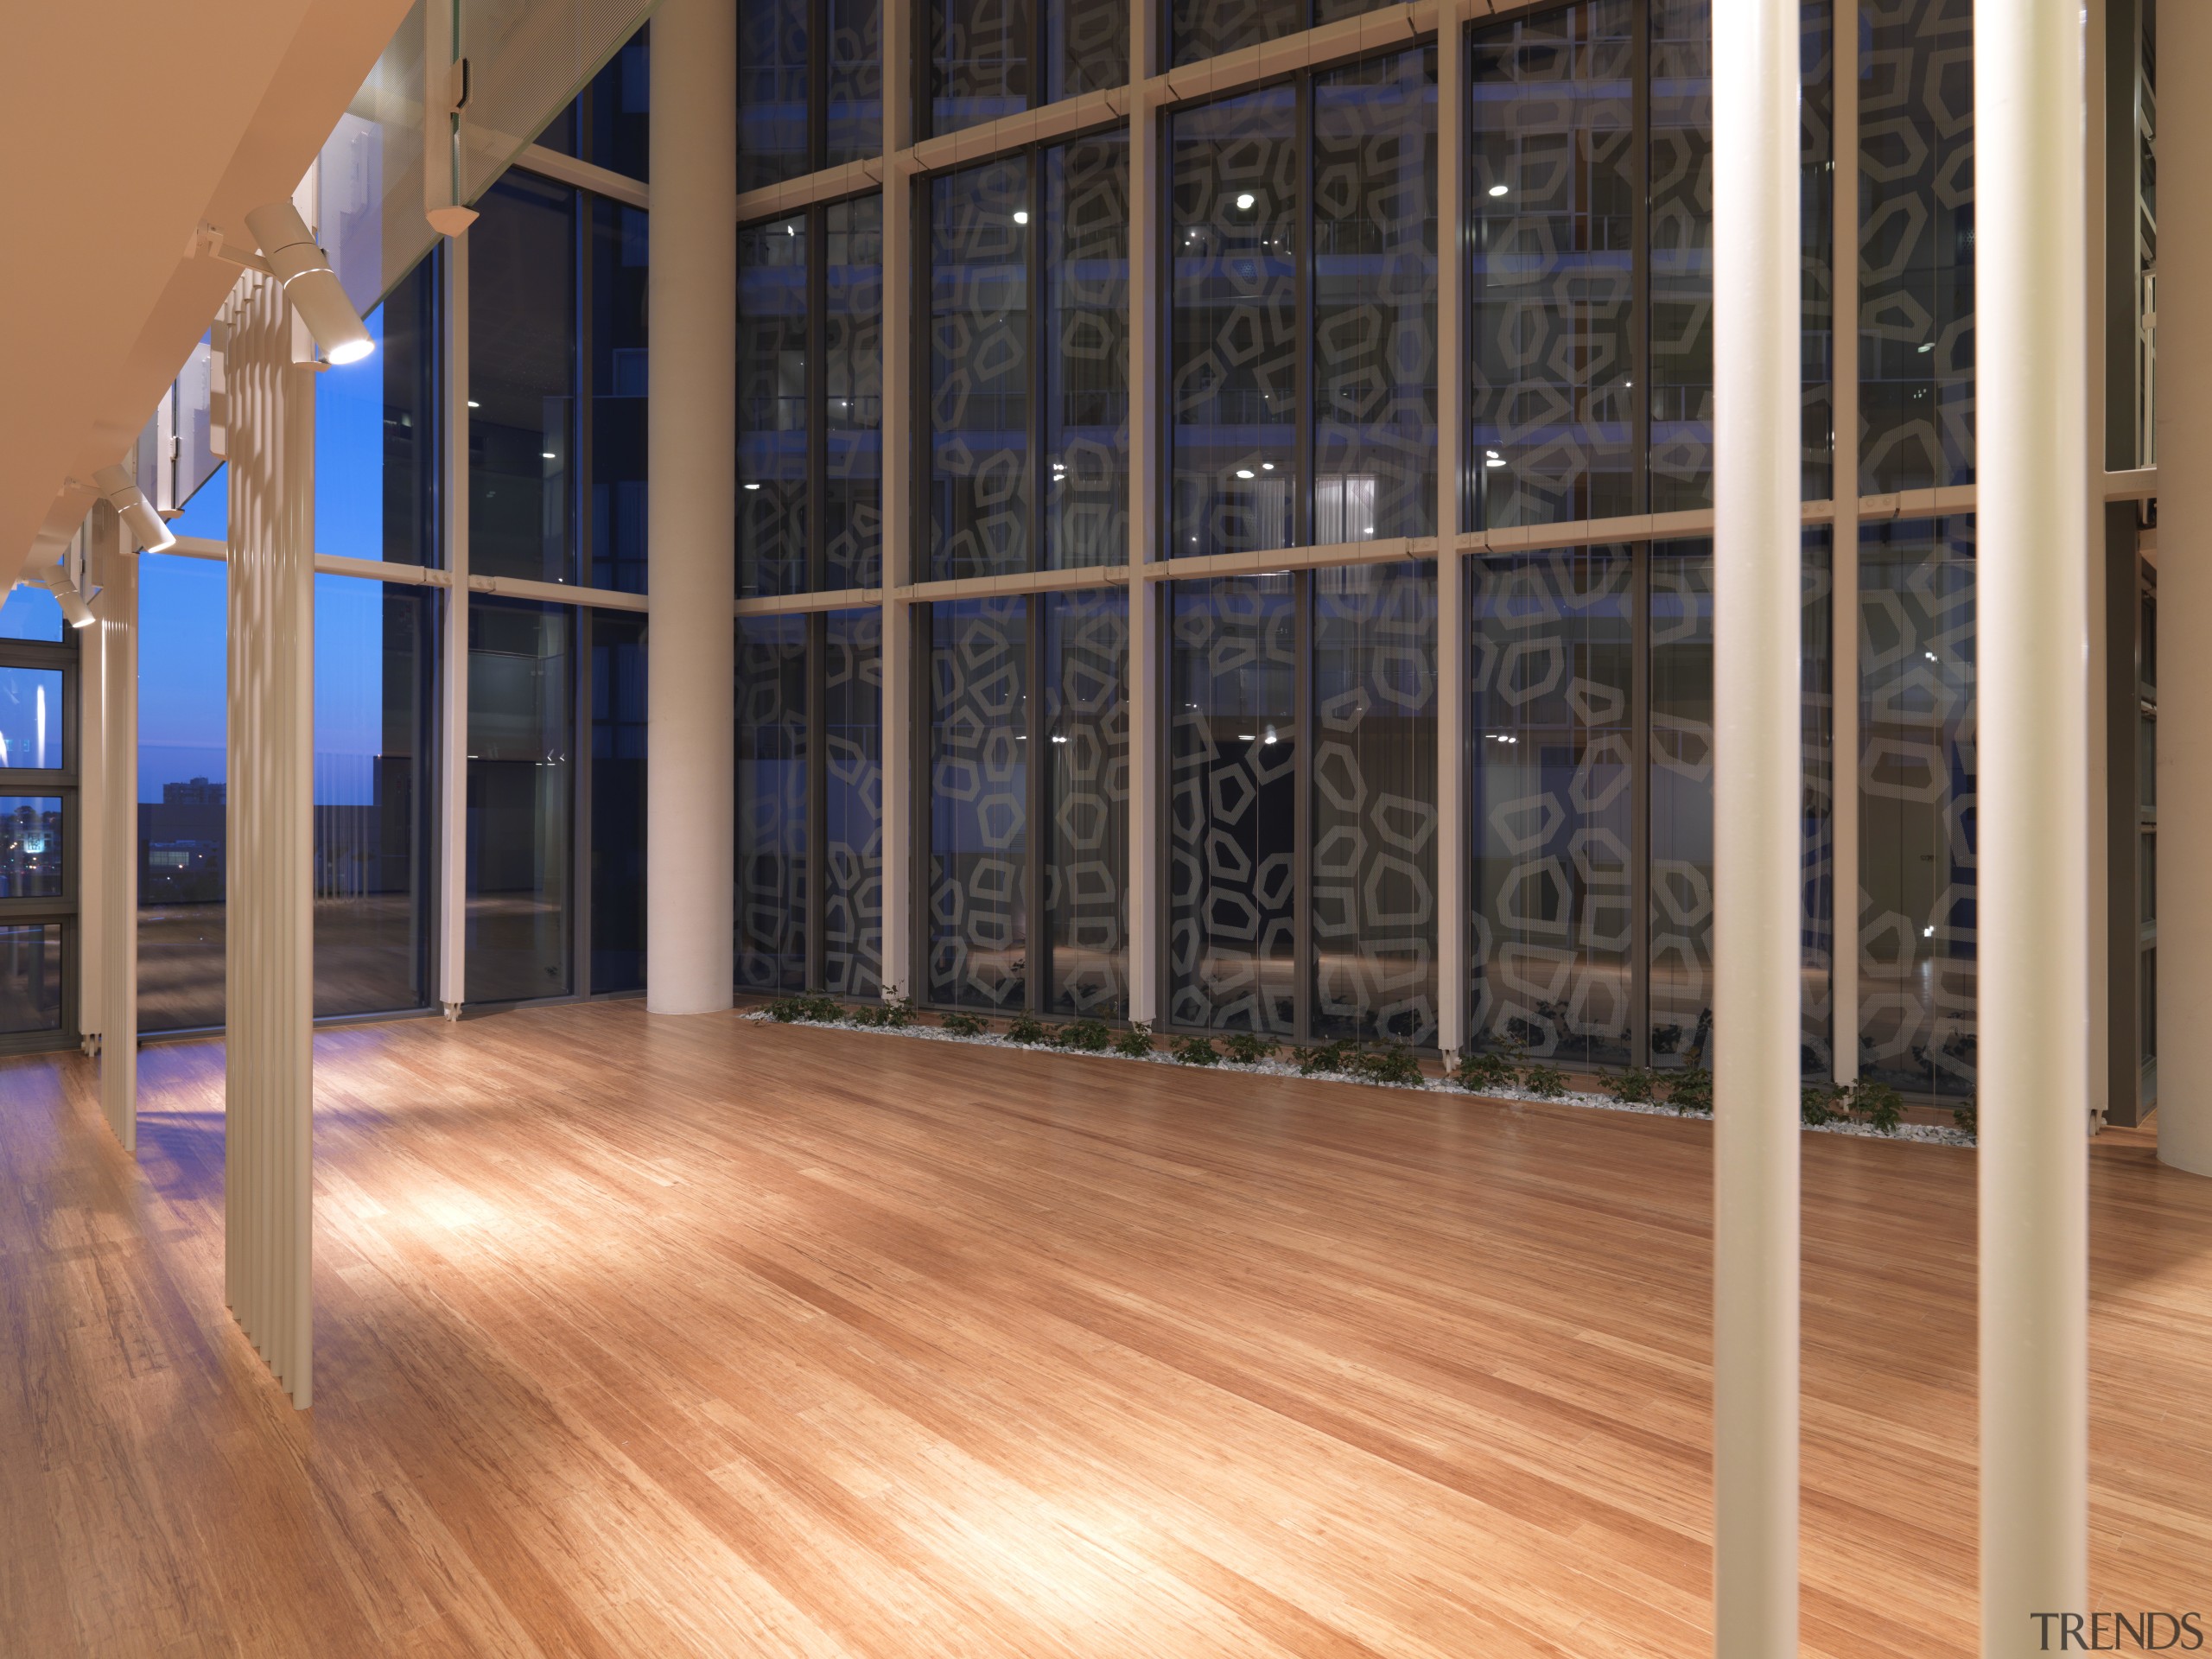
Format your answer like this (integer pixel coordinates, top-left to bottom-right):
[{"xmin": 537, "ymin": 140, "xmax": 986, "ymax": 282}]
[{"xmin": 744, "ymin": 1008, "xmax": 1978, "ymax": 1147}]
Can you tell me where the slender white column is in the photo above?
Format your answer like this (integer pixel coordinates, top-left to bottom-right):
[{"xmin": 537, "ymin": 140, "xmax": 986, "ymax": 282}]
[
  {"xmin": 878, "ymin": 0, "xmax": 917, "ymax": 1001},
  {"xmin": 1123, "ymin": 22, "xmax": 1164, "ymax": 1028},
  {"xmin": 439, "ymin": 235, "xmax": 471, "ymax": 1014},
  {"xmin": 92, "ymin": 512, "xmax": 139, "ymax": 1149},
  {"xmin": 2157, "ymin": 0, "xmax": 2212, "ymax": 1174},
  {"xmin": 2082, "ymin": 0, "xmax": 2110, "ymax": 1128},
  {"xmin": 645, "ymin": 0, "xmax": 737, "ymax": 1014},
  {"xmin": 1710, "ymin": 1, "xmax": 1802, "ymax": 1652},
  {"xmin": 222, "ymin": 271, "xmax": 315, "ymax": 1408},
  {"xmin": 1975, "ymin": 0, "xmax": 2092, "ymax": 1644},
  {"xmin": 1828, "ymin": 0, "xmax": 1860, "ymax": 1086},
  {"xmin": 1433, "ymin": 0, "xmax": 1468, "ymax": 1061}
]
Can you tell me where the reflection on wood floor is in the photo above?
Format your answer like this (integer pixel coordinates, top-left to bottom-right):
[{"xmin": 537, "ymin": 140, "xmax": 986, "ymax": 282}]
[{"xmin": 1, "ymin": 1003, "xmax": 2207, "ymax": 1656}]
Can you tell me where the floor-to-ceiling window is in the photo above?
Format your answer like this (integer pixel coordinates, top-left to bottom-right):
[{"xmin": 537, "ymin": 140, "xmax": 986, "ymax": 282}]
[
  {"xmin": 0, "ymin": 584, "xmax": 76, "ymax": 1047},
  {"xmin": 930, "ymin": 0, "xmax": 1128, "ymax": 137},
  {"xmin": 466, "ymin": 601, "xmax": 575, "ymax": 1002},
  {"xmin": 137, "ymin": 550, "xmax": 228, "ymax": 1032},
  {"xmin": 737, "ymin": 0, "xmax": 882, "ymax": 191}
]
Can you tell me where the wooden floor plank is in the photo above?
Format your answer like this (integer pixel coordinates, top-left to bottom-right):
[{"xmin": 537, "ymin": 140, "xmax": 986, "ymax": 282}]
[{"xmin": 3, "ymin": 1002, "xmax": 2209, "ymax": 1656}]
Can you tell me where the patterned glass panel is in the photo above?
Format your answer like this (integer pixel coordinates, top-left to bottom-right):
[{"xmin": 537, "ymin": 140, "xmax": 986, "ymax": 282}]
[
  {"xmin": 1169, "ymin": 577, "xmax": 1298, "ymax": 1033},
  {"xmin": 1859, "ymin": 0, "xmax": 1974, "ymax": 491},
  {"xmin": 1171, "ymin": 86, "xmax": 1299, "ymax": 559},
  {"xmin": 737, "ymin": 0, "xmax": 810, "ymax": 192},
  {"xmin": 1313, "ymin": 563, "xmax": 1438, "ymax": 1045},
  {"xmin": 929, "ymin": 599, "xmax": 1029, "ymax": 1008},
  {"xmin": 932, "ymin": 0, "xmax": 1033, "ymax": 135},
  {"xmin": 1044, "ymin": 134, "xmax": 1129, "ymax": 569},
  {"xmin": 736, "ymin": 616, "xmax": 809, "ymax": 991},
  {"xmin": 1647, "ymin": 542, "xmax": 1713, "ymax": 1069},
  {"xmin": 1313, "ymin": 49, "xmax": 1439, "ymax": 543},
  {"xmin": 1859, "ymin": 516, "xmax": 1976, "ymax": 1096},
  {"xmin": 1172, "ymin": 0, "xmax": 1300, "ymax": 68},
  {"xmin": 1802, "ymin": 0, "xmax": 1835, "ymax": 499},
  {"xmin": 468, "ymin": 174, "xmax": 577, "ymax": 586},
  {"xmin": 1044, "ymin": 589, "xmax": 1128, "ymax": 1016},
  {"xmin": 1469, "ymin": 547, "xmax": 1635, "ymax": 1067},
  {"xmin": 826, "ymin": 195, "xmax": 885, "ymax": 589},
  {"xmin": 828, "ymin": 0, "xmax": 884, "ymax": 164},
  {"xmin": 1802, "ymin": 527, "xmax": 1835, "ymax": 1075},
  {"xmin": 738, "ymin": 218, "xmax": 808, "ymax": 598},
  {"xmin": 1648, "ymin": 1, "xmax": 1712, "ymax": 513},
  {"xmin": 1051, "ymin": 0, "xmax": 1127, "ymax": 99},
  {"xmin": 824, "ymin": 608, "xmax": 884, "ymax": 997},
  {"xmin": 1469, "ymin": 3, "xmax": 1636, "ymax": 528},
  {"xmin": 931, "ymin": 159, "xmax": 1033, "ymax": 580}
]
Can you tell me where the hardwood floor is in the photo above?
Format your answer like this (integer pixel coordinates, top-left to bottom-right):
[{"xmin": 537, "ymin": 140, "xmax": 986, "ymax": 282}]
[{"xmin": 3, "ymin": 1005, "xmax": 2209, "ymax": 1657}]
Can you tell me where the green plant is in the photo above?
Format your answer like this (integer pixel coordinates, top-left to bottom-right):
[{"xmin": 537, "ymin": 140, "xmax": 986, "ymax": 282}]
[
  {"xmin": 1663, "ymin": 1067, "xmax": 1713, "ymax": 1116},
  {"xmin": 1848, "ymin": 1079, "xmax": 1905, "ymax": 1135},
  {"xmin": 1170, "ymin": 1035, "xmax": 1220, "ymax": 1066},
  {"xmin": 1112, "ymin": 1020, "xmax": 1154, "ymax": 1058},
  {"xmin": 1452, "ymin": 1046, "xmax": 1522, "ymax": 1094},
  {"xmin": 1610, "ymin": 1066, "xmax": 1657, "ymax": 1105},
  {"xmin": 1219, "ymin": 1031, "xmax": 1278, "ymax": 1065},
  {"xmin": 1004, "ymin": 1012, "xmax": 1050, "ymax": 1045},
  {"xmin": 768, "ymin": 994, "xmax": 842, "ymax": 1023},
  {"xmin": 1351, "ymin": 1044, "xmax": 1424, "ymax": 1087},
  {"xmin": 765, "ymin": 996, "xmax": 808, "ymax": 1023},
  {"xmin": 1056, "ymin": 1018, "xmax": 1114, "ymax": 1052},
  {"xmin": 845, "ymin": 1002, "xmax": 888, "ymax": 1027},
  {"xmin": 880, "ymin": 996, "xmax": 919, "ymax": 1029},
  {"xmin": 1294, "ymin": 1038, "xmax": 1355, "ymax": 1076},
  {"xmin": 1523, "ymin": 1063, "xmax": 1569, "ymax": 1101},
  {"xmin": 1953, "ymin": 1101, "xmax": 1978, "ymax": 1136},
  {"xmin": 1802, "ymin": 1083, "xmax": 1847, "ymax": 1127},
  {"xmin": 940, "ymin": 1011, "xmax": 988, "ymax": 1038}
]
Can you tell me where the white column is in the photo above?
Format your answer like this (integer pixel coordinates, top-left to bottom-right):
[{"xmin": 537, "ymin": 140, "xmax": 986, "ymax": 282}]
[
  {"xmin": 1123, "ymin": 24, "xmax": 1164, "ymax": 1028},
  {"xmin": 92, "ymin": 512, "xmax": 139, "ymax": 1149},
  {"xmin": 878, "ymin": 0, "xmax": 917, "ymax": 1001},
  {"xmin": 645, "ymin": 0, "xmax": 737, "ymax": 1014},
  {"xmin": 1710, "ymin": 1, "xmax": 1802, "ymax": 1652},
  {"xmin": 2157, "ymin": 0, "xmax": 2212, "ymax": 1175},
  {"xmin": 1975, "ymin": 0, "xmax": 2092, "ymax": 1644},
  {"xmin": 1828, "ymin": 0, "xmax": 1860, "ymax": 1087},
  {"xmin": 1433, "ymin": 0, "xmax": 1468, "ymax": 1061},
  {"xmin": 222, "ymin": 272, "xmax": 315, "ymax": 1409},
  {"xmin": 439, "ymin": 234, "xmax": 470, "ymax": 1014}
]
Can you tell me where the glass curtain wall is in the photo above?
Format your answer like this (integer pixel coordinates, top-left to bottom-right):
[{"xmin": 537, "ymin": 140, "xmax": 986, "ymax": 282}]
[
  {"xmin": 1859, "ymin": 517, "xmax": 1976, "ymax": 1096},
  {"xmin": 591, "ymin": 200, "xmax": 651, "ymax": 593},
  {"xmin": 737, "ymin": 0, "xmax": 883, "ymax": 190},
  {"xmin": 465, "ymin": 601, "xmax": 575, "ymax": 1003},
  {"xmin": 138, "ymin": 553, "xmax": 229, "ymax": 1032},
  {"xmin": 1171, "ymin": 48, "xmax": 1436, "ymax": 560},
  {"xmin": 1173, "ymin": 0, "xmax": 1395, "ymax": 67},
  {"xmin": 929, "ymin": 135, "xmax": 1128, "ymax": 580},
  {"xmin": 591, "ymin": 612, "xmax": 649, "ymax": 992},
  {"xmin": 923, "ymin": 591, "xmax": 1128, "ymax": 1014},
  {"xmin": 537, "ymin": 25, "xmax": 652, "ymax": 179},
  {"xmin": 0, "ymin": 587, "xmax": 75, "ymax": 1045},
  {"xmin": 739, "ymin": 194, "xmax": 885, "ymax": 597},
  {"xmin": 734, "ymin": 609, "xmax": 885, "ymax": 995},
  {"xmin": 931, "ymin": 0, "xmax": 1128, "ymax": 137}
]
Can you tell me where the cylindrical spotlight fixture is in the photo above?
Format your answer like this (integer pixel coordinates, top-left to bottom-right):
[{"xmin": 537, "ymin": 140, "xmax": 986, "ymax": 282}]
[
  {"xmin": 92, "ymin": 463, "xmax": 176, "ymax": 553},
  {"xmin": 41, "ymin": 575, "xmax": 96, "ymax": 630},
  {"xmin": 244, "ymin": 200, "xmax": 375, "ymax": 365}
]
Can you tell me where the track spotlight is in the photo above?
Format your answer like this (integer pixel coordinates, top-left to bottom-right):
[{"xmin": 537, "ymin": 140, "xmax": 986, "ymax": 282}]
[
  {"xmin": 92, "ymin": 464, "xmax": 176, "ymax": 554},
  {"xmin": 244, "ymin": 201, "xmax": 375, "ymax": 365},
  {"xmin": 38, "ymin": 573, "xmax": 96, "ymax": 630}
]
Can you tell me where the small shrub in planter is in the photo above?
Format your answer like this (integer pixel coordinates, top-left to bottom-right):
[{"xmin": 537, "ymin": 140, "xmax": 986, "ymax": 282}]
[
  {"xmin": 1112, "ymin": 1020, "xmax": 1155, "ymax": 1058},
  {"xmin": 1610, "ymin": 1067, "xmax": 1657, "ymax": 1105},
  {"xmin": 846, "ymin": 1002, "xmax": 888, "ymax": 1028},
  {"xmin": 765, "ymin": 996, "xmax": 809, "ymax": 1022},
  {"xmin": 1522, "ymin": 1063, "xmax": 1569, "ymax": 1100},
  {"xmin": 1219, "ymin": 1031, "xmax": 1278, "ymax": 1065},
  {"xmin": 881, "ymin": 996, "xmax": 919, "ymax": 1028},
  {"xmin": 805, "ymin": 994, "xmax": 844, "ymax": 1022},
  {"xmin": 1802, "ymin": 1084, "xmax": 1847, "ymax": 1127},
  {"xmin": 1056, "ymin": 1018, "xmax": 1114, "ymax": 1052},
  {"xmin": 1848, "ymin": 1079, "xmax": 1904, "ymax": 1135},
  {"xmin": 1452, "ymin": 1047, "xmax": 1521, "ymax": 1094},
  {"xmin": 1171, "ymin": 1035, "xmax": 1220, "ymax": 1065},
  {"xmin": 941, "ymin": 1011, "xmax": 988, "ymax": 1038},
  {"xmin": 1294, "ymin": 1038, "xmax": 1355, "ymax": 1076},
  {"xmin": 1952, "ymin": 1101, "xmax": 1978, "ymax": 1135},
  {"xmin": 1663, "ymin": 1067, "xmax": 1713, "ymax": 1115},
  {"xmin": 1005, "ymin": 1012, "xmax": 1051, "ymax": 1045},
  {"xmin": 1351, "ymin": 1044, "xmax": 1424, "ymax": 1087}
]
